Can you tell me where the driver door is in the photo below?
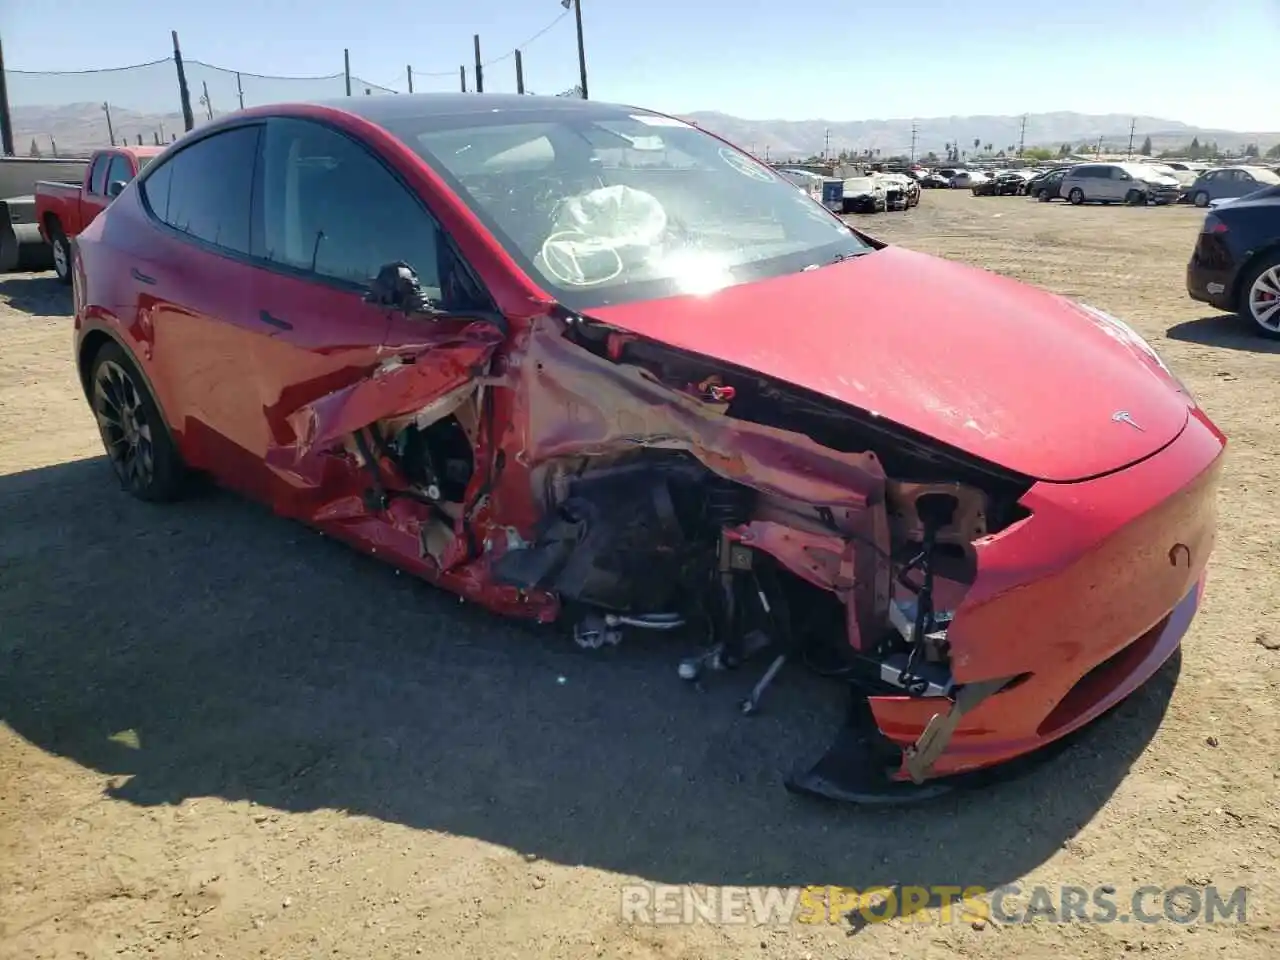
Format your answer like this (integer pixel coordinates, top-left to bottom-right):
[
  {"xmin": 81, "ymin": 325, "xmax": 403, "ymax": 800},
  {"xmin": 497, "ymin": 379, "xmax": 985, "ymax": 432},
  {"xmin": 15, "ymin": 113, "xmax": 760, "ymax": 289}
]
[{"xmin": 246, "ymin": 116, "xmax": 502, "ymax": 514}]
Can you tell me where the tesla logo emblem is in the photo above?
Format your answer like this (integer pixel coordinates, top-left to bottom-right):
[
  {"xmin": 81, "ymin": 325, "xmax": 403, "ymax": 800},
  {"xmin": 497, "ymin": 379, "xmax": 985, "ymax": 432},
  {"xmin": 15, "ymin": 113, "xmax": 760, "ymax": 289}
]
[{"xmin": 1111, "ymin": 410, "xmax": 1144, "ymax": 431}]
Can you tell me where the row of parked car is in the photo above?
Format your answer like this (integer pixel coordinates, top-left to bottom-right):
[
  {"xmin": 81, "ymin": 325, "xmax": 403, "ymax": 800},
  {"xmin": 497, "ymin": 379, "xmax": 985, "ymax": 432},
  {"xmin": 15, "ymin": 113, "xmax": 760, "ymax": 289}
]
[
  {"xmin": 775, "ymin": 167, "xmax": 923, "ymax": 215},
  {"xmin": 966, "ymin": 162, "xmax": 1280, "ymax": 208}
]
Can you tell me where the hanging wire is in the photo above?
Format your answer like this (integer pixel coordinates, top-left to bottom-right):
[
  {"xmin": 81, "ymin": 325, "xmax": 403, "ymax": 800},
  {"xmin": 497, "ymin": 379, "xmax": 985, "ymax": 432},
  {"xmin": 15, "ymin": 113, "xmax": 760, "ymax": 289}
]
[
  {"xmin": 482, "ymin": 10, "xmax": 571, "ymax": 66},
  {"xmin": 186, "ymin": 59, "xmax": 345, "ymax": 82},
  {"xmin": 5, "ymin": 57, "xmax": 174, "ymax": 75},
  {"xmin": 393, "ymin": 9, "xmax": 573, "ymax": 85}
]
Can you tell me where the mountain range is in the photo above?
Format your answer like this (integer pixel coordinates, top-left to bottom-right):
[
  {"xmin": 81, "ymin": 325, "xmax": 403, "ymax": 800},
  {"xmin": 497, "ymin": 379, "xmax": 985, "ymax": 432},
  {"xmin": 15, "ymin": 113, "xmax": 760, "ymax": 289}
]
[{"xmin": 10, "ymin": 102, "xmax": 1280, "ymax": 161}]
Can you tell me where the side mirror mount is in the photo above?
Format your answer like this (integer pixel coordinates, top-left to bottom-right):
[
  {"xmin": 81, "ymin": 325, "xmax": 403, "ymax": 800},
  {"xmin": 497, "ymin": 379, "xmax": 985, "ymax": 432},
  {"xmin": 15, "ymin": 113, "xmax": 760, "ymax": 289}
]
[
  {"xmin": 364, "ymin": 260, "xmax": 509, "ymax": 336},
  {"xmin": 364, "ymin": 262, "xmax": 441, "ymax": 316},
  {"xmin": 107, "ymin": 180, "xmax": 127, "ymax": 197}
]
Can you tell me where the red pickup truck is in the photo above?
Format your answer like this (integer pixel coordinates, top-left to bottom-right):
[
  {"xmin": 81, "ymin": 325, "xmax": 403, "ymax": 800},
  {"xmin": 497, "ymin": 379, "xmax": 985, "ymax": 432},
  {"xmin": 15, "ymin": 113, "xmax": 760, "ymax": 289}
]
[{"xmin": 36, "ymin": 145, "xmax": 163, "ymax": 284}]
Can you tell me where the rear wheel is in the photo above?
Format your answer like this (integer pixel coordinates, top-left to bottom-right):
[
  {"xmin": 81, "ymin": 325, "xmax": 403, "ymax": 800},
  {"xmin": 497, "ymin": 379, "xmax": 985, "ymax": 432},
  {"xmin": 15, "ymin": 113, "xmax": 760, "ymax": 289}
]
[
  {"xmin": 89, "ymin": 342, "xmax": 187, "ymax": 500},
  {"xmin": 1068, "ymin": 188, "xmax": 1085, "ymax": 205},
  {"xmin": 1240, "ymin": 255, "xmax": 1280, "ymax": 340},
  {"xmin": 1193, "ymin": 191, "xmax": 1210, "ymax": 208},
  {"xmin": 49, "ymin": 224, "xmax": 72, "ymax": 285}
]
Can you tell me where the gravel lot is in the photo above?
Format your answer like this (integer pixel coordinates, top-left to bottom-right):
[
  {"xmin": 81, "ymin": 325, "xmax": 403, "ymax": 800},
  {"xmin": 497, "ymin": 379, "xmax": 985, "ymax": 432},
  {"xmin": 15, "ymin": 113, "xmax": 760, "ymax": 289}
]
[{"xmin": 1, "ymin": 188, "xmax": 1277, "ymax": 959}]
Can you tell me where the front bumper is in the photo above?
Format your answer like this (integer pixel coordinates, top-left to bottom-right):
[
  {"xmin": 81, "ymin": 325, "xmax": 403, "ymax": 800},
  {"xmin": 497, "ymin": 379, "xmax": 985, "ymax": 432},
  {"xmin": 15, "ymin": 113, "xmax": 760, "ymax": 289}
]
[
  {"xmin": 1141, "ymin": 185, "xmax": 1181, "ymax": 204},
  {"xmin": 867, "ymin": 406, "xmax": 1224, "ymax": 782}
]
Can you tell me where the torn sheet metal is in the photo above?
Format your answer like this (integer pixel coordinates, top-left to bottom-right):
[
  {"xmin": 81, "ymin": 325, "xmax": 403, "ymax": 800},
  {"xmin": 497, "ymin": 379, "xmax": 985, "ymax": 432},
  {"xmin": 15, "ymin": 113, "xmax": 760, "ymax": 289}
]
[{"xmin": 286, "ymin": 323, "xmax": 503, "ymax": 461}]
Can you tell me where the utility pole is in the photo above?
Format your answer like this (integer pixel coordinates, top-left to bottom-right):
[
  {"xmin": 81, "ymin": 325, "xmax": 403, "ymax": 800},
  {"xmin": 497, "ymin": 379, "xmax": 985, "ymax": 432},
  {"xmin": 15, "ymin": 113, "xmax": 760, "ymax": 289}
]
[
  {"xmin": 102, "ymin": 102, "xmax": 115, "ymax": 145},
  {"xmin": 1018, "ymin": 113, "xmax": 1027, "ymax": 157},
  {"xmin": 473, "ymin": 35, "xmax": 484, "ymax": 93},
  {"xmin": 343, "ymin": 49, "xmax": 352, "ymax": 96},
  {"xmin": 406, "ymin": 65, "xmax": 414, "ymax": 93},
  {"xmin": 459, "ymin": 65, "xmax": 467, "ymax": 92},
  {"xmin": 561, "ymin": 0, "xmax": 588, "ymax": 99},
  {"xmin": 199, "ymin": 81, "xmax": 213, "ymax": 121},
  {"xmin": 909, "ymin": 121, "xmax": 919, "ymax": 163},
  {"xmin": 0, "ymin": 32, "xmax": 15, "ymax": 156},
  {"xmin": 823, "ymin": 127, "xmax": 831, "ymax": 160},
  {"xmin": 236, "ymin": 71, "xmax": 245, "ymax": 110},
  {"xmin": 515, "ymin": 50, "xmax": 524, "ymax": 94},
  {"xmin": 1127, "ymin": 117, "xmax": 1137, "ymax": 158}
]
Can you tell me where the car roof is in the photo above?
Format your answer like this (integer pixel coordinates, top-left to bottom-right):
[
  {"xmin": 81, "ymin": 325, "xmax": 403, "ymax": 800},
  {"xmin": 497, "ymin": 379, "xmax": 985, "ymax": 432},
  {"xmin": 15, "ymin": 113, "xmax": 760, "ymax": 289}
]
[
  {"xmin": 305, "ymin": 92, "xmax": 653, "ymax": 125},
  {"xmin": 99, "ymin": 145, "xmax": 164, "ymax": 158}
]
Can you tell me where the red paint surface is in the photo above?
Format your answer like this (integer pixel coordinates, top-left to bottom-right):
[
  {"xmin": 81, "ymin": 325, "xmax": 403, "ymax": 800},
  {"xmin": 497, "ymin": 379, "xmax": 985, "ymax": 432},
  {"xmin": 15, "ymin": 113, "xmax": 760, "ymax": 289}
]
[{"xmin": 72, "ymin": 103, "xmax": 1227, "ymax": 782}]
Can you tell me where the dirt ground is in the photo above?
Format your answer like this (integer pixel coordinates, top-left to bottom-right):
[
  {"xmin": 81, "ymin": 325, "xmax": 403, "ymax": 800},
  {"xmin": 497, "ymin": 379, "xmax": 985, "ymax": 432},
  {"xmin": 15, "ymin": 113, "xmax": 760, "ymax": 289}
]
[{"xmin": 1, "ymin": 188, "xmax": 1277, "ymax": 960}]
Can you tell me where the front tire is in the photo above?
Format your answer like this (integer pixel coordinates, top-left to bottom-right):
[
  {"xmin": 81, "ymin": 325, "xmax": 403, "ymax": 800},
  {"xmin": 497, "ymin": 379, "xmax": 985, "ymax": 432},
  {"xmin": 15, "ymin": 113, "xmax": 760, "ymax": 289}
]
[
  {"xmin": 49, "ymin": 225, "xmax": 72, "ymax": 285},
  {"xmin": 1125, "ymin": 189, "xmax": 1145, "ymax": 205},
  {"xmin": 89, "ymin": 342, "xmax": 187, "ymax": 501},
  {"xmin": 1193, "ymin": 191, "xmax": 1210, "ymax": 208},
  {"xmin": 1068, "ymin": 188, "xmax": 1085, "ymax": 205},
  {"xmin": 1240, "ymin": 254, "xmax": 1280, "ymax": 340}
]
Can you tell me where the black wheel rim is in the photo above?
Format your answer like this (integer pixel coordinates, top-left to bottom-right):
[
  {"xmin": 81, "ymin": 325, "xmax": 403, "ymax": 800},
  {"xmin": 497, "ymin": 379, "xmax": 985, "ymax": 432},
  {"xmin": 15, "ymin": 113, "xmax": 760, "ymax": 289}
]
[{"xmin": 93, "ymin": 360, "xmax": 155, "ymax": 491}]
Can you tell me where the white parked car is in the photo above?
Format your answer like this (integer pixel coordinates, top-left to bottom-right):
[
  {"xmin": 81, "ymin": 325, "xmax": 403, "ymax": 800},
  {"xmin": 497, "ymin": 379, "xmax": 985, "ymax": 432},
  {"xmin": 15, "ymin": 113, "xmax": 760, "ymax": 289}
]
[
  {"xmin": 950, "ymin": 170, "xmax": 989, "ymax": 189},
  {"xmin": 873, "ymin": 172, "xmax": 918, "ymax": 209}
]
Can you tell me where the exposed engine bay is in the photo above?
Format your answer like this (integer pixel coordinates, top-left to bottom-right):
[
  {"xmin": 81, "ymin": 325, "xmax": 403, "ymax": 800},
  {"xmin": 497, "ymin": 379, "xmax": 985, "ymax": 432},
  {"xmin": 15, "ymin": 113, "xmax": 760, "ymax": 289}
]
[{"xmin": 305, "ymin": 282, "xmax": 1037, "ymax": 801}]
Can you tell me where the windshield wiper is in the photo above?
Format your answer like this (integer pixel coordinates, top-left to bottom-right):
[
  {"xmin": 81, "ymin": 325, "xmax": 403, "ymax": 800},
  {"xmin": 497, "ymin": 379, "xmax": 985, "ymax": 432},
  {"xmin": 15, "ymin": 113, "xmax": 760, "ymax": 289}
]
[{"xmin": 825, "ymin": 251, "xmax": 870, "ymax": 266}]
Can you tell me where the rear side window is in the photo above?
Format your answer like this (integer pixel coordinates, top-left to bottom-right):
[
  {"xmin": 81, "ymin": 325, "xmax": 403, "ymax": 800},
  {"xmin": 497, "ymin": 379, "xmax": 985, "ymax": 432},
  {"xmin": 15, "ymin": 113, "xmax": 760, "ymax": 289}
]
[
  {"xmin": 140, "ymin": 160, "xmax": 173, "ymax": 220},
  {"xmin": 145, "ymin": 126, "xmax": 260, "ymax": 255},
  {"xmin": 87, "ymin": 155, "xmax": 108, "ymax": 195},
  {"xmin": 256, "ymin": 117, "xmax": 440, "ymax": 290}
]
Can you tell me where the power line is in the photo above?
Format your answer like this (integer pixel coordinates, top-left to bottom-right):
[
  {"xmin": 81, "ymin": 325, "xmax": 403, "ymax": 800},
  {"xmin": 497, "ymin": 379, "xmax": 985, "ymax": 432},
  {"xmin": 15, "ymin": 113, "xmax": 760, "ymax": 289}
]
[
  {"xmin": 401, "ymin": 10, "xmax": 572, "ymax": 82},
  {"xmin": 5, "ymin": 56, "xmax": 174, "ymax": 75}
]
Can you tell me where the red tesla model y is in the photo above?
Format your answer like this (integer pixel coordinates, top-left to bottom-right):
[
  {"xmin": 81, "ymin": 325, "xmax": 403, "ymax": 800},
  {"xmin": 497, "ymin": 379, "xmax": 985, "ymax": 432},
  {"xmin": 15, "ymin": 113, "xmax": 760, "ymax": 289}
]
[{"xmin": 71, "ymin": 93, "xmax": 1225, "ymax": 802}]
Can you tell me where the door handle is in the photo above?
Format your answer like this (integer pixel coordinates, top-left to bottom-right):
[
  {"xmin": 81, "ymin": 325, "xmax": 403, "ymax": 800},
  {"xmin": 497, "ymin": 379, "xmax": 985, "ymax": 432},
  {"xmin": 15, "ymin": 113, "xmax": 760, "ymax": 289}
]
[
  {"xmin": 258, "ymin": 309, "xmax": 293, "ymax": 331},
  {"xmin": 130, "ymin": 267, "xmax": 156, "ymax": 285}
]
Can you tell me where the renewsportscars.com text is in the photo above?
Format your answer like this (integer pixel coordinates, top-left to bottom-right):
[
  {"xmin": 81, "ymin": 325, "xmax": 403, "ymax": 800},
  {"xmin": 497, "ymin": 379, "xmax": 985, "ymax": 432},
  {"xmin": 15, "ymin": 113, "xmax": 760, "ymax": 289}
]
[{"xmin": 621, "ymin": 883, "xmax": 1249, "ymax": 926}]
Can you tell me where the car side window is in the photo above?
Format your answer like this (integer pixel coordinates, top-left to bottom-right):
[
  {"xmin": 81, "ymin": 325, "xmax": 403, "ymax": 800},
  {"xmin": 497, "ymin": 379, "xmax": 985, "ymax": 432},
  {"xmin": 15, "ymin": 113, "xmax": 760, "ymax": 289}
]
[
  {"xmin": 149, "ymin": 126, "xmax": 260, "ymax": 255},
  {"xmin": 257, "ymin": 118, "xmax": 441, "ymax": 294},
  {"xmin": 139, "ymin": 160, "xmax": 174, "ymax": 221},
  {"xmin": 105, "ymin": 154, "xmax": 133, "ymax": 190},
  {"xmin": 87, "ymin": 155, "xmax": 108, "ymax": 195}
]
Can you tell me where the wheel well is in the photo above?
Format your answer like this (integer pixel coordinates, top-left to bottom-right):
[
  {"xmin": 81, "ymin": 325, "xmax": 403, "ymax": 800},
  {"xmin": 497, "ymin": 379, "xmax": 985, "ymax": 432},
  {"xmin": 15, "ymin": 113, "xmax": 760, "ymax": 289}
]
[
  {"xmin": 43, "ymin": 212, "xmax": 62, "ymax": 236},
  {"xmin": 77, "ymin": 330, "xmax": 113, "ymax": 399},
  {"xmin": 1231, "ymin": 242, "xmax": 1280, "ymax": 310}
]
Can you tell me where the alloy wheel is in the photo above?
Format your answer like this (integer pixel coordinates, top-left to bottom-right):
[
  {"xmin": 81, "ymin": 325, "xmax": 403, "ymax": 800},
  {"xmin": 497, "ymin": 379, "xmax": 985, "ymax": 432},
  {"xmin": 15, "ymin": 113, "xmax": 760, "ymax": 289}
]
[
  {"xmin": 93, "ymin": 359, "xmax": 155, "ymax": 492},
  {"xmin": 1249, "ymin": 265, "xmax": 1280, "ymax": 333}
]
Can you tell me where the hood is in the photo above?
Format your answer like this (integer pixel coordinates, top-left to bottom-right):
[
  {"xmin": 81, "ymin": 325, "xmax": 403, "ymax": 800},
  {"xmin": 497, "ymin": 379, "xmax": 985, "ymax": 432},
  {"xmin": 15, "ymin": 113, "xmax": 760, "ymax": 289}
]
[{"xmin": 580, "ymin": 246, "xmax": 1189, "ymax": 483}]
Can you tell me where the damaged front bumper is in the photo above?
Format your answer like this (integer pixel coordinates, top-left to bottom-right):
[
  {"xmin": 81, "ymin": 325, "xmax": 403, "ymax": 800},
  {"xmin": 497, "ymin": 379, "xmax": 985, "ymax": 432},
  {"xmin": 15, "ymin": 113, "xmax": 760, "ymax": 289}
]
[{"xmin": 791, "ymin": 407, "xmax": 1223, "ymax": 800}]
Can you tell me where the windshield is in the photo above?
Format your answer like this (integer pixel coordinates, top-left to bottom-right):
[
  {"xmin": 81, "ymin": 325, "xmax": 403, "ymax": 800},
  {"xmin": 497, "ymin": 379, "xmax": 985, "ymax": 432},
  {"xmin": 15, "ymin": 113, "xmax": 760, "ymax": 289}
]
[
  {"xmin": 1251, "ymin": 168, "xmax": 1280, "ymax": 185},
  {"xmin": 386, "ymin": 106, "xmax": 871, "ymax": 309}
]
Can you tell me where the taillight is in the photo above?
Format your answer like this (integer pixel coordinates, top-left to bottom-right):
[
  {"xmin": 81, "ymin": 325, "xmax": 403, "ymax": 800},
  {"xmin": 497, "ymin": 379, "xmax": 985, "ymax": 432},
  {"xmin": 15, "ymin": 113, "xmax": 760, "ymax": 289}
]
[{"xmin": 1202, "ymin": 214, "xmax": 1228, "ymax": 235}]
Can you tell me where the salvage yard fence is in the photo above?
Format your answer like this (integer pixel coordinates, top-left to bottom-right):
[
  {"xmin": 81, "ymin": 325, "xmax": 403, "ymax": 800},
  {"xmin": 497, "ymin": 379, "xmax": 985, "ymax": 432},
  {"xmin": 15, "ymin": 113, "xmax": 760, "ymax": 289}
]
[{"xmin": 0, "ymin": 16, "xmax": 584, "ymax": 158}]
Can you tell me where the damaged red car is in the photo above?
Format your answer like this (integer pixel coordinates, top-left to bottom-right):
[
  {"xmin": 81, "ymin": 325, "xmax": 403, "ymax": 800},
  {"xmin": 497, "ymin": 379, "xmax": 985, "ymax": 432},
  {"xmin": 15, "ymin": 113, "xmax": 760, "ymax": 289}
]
[{"xmin": 72, "ymin": 94, "xmax": 1225, "ymax": 802}]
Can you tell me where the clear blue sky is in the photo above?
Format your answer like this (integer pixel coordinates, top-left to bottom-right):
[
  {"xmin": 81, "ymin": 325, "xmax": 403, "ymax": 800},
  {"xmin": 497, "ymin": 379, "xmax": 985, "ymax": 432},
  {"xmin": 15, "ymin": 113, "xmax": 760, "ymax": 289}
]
[{"xmin": 3, "ymin": 0, "xmax": 1278, "ymax": 130}]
